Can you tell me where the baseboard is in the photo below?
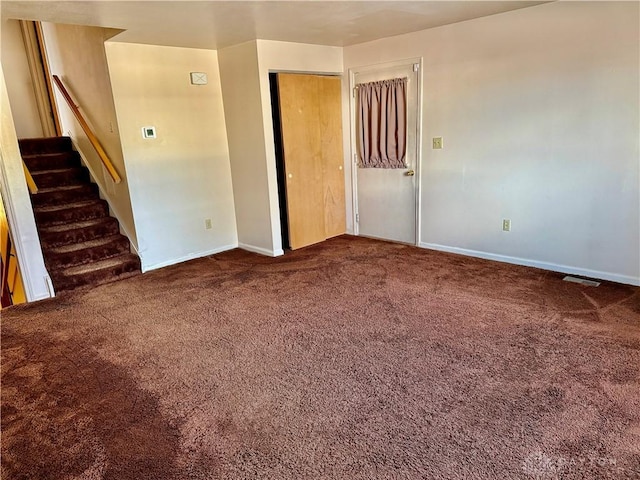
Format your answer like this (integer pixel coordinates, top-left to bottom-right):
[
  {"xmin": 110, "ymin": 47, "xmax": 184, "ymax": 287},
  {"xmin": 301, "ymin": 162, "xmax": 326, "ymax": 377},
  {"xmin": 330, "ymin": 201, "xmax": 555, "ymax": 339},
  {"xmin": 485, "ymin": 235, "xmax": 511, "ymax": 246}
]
[
  {"xmin": 238, "ymin": 243, "xmax": 285, "ymax": 257},
  {"xmin": 419, "ymin": 242, "xmax": 640, "ymax": 286},
  {"xmin": 141, "ymin": 243, "xmax": 238, "ymax": 273},
  {"xmin": 30, "ymin": 293, "xmax": 53, "ymax": 302},
  {"xmin": 25, "ymin": 274, "xmax": 54, "ymax": 301}
]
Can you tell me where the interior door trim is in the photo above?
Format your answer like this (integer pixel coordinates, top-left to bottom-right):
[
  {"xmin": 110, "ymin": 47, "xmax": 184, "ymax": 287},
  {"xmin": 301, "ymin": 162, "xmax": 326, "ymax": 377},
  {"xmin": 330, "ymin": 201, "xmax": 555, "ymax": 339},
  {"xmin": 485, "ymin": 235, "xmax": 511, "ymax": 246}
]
[{"xmin": 21, "ymin": 21, "xmax": 62, "ymax": 136}]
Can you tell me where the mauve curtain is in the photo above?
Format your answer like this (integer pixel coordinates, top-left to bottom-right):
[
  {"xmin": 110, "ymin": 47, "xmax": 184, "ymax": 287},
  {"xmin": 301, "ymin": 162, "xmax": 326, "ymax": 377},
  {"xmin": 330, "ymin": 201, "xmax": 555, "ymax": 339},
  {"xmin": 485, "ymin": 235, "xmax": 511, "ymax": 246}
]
[{"xmin": 357, "ymin": 77, "xmax": 407, "ymax": 168}]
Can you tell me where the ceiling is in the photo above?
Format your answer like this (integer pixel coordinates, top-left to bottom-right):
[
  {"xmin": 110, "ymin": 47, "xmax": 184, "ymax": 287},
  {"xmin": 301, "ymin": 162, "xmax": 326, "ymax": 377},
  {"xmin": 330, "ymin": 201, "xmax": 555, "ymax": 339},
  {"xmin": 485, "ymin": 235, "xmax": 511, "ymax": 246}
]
[{"xmin": 1, "ymin": 1, "xmax": 547, "ymax": 50}]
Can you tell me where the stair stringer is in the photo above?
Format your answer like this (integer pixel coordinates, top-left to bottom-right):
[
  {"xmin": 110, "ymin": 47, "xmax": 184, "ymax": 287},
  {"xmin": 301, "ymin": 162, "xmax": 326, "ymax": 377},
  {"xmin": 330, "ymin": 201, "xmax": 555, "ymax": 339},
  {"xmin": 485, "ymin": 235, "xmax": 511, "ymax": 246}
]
[{"xmin": 67, "ymin": 136, "xmax": 139, "ymax": 257}]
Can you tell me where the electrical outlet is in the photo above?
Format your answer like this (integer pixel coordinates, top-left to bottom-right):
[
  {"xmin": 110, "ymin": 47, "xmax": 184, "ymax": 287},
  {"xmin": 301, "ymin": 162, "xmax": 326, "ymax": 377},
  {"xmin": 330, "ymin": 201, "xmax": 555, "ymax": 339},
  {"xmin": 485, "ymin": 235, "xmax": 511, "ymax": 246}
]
[
  {"xmin": 502, "ymin": 219, "xmax": 511, "ymax": 232},
  {"xmin": 205, "ymin": 218, "xmax": 212, "ymax": 230},
  {"xmin": 432, "ymin": 137, "xmax": 443, "ymax": 149}
]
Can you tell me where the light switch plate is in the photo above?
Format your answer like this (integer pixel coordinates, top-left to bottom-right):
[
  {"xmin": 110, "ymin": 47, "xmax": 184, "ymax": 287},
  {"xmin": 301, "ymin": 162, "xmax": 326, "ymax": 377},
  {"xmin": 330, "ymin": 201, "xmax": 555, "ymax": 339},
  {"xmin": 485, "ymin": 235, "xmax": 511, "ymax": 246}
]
[
  {"xmin": 432, "ymin": 137, "xmax": 443, "ymax": 149},
  {"xmin": 190, "ymin": 72, "xmax": 208, "ymax": 85}
]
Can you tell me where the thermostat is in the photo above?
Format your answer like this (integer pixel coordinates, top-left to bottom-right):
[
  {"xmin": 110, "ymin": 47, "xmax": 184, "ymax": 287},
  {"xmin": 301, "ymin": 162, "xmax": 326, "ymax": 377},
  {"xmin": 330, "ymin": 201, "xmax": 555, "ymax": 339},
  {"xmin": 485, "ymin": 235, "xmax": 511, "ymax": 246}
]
[
  {"xmin": 142, "ymin": 126, "xmax": 156, "ymax": 139},
  {"xmin": 190, "ymin": 72, "xmax": 208, "ymax": 85}
]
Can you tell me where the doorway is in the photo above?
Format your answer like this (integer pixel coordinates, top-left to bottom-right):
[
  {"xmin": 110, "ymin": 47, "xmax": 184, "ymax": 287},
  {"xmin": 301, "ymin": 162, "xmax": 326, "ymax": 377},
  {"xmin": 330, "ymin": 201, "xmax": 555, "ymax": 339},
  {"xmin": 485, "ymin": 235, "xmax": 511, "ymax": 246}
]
[
  {"xmin": 350, "ymin": 60, "xmax": 421, "ymax": 245},
  {"xmin": 269, "ymin": 73, "xmax": 290, "ymax": 250}
]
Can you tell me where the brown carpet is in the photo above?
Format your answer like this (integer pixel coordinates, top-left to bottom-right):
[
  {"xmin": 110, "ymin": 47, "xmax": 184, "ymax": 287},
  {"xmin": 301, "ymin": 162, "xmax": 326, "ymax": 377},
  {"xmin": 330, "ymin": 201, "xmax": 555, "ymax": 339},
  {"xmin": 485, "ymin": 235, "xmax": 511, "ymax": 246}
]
[{"xmin": 2, "ymin": 236, "xmax": 639, "ymax": 479}]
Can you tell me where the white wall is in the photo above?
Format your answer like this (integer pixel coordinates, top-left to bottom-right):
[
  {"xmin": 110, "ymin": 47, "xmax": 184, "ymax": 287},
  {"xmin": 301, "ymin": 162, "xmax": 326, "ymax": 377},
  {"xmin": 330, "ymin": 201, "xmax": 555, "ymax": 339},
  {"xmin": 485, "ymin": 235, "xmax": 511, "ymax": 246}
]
[
  {"xmin": 218, "ymin": 41, "xmax": 273, "ymax": 256},
  {"xmin": 40, "ymin": 22, "xmax": 138, "ymax": 246},
  {"xmin": 1, "ymin": 19, "xmax": 43, "ymax": 138},
  {"xmin": 0, "ymin": 63, "xmax": 51, "ymax": 301},
  {"xmin": 105, "ymin": 42, "xmax": 237, "ymax": 271},
  {"xmin": 219, "ymin": 40, "xmax": 343, "ymax": 256},
  {"xmin": 344, "ymin": 2, "xmax": 640, "ymax": 285}
]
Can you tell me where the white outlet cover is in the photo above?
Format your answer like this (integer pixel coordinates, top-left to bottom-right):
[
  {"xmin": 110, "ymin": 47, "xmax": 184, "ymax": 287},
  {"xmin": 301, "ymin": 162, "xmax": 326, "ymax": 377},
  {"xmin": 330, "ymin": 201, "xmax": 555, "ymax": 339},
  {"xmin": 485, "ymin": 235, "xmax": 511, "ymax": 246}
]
[
  {"xmin": 190, "ymin": 72, "xmax": 208, "ymax": 85},
  {"xmin": 142, "ymin": 126, "xmax": 156, "ymax": 139}
]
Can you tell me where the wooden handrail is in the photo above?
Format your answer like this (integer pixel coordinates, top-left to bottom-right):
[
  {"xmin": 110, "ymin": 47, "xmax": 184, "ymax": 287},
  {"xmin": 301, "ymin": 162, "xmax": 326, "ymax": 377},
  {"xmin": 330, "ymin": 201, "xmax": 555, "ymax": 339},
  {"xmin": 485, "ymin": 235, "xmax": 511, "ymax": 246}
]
[
  {"xmin": 51, "ymin": 75, "xmax": 122, "ymax": 184},
  {"xmin": 22, "ymin": 161, "xmax": 38, "ymax": 194}
]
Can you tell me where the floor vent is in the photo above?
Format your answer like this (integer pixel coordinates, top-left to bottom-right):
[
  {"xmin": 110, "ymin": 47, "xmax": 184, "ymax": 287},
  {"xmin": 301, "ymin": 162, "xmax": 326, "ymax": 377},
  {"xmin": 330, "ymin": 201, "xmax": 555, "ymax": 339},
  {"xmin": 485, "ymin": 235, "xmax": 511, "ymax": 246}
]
[{"xmin": 563, "ymin": 275, "xmax": 600, "ymax": 287}]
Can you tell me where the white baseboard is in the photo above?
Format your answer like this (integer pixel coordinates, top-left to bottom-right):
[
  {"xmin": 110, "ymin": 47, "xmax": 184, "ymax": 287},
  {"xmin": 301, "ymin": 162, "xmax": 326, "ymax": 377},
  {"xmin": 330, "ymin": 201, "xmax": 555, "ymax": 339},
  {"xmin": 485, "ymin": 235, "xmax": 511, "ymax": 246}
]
[
  {"xmin": 419, "ymin": 242, "xmax": 640, "ymax": 286},
  {"xmin": 31, "ymin": 288, "xmax": 54, "ymax": 302},
  {"xmin": 238, "ymin": 243, "xmax": 284, "ymax": 257},
  {"xmin": 141, "ymin": 243, "xmax": 238, "ymax": 273}
]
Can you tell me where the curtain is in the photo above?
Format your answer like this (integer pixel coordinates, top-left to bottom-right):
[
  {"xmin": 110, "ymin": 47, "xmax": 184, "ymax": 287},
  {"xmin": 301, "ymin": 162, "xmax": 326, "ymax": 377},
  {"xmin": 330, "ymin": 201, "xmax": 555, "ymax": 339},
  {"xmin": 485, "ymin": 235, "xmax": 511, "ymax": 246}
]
[{"xmin": 357, "ymin": 77, "xmax": 407, "ymax": 168}]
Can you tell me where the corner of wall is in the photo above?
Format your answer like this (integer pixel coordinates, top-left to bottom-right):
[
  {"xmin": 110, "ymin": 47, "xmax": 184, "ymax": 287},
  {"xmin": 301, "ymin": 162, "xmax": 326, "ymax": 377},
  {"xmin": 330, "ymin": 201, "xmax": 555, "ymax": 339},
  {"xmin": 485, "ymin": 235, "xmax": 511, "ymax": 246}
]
[
  {"xmin": 0, "ymin": 64, "xmax": 52, "ymax": 302},
  {"xmin": 42, "ymin": 22, "xmax": 138, "ymax": 250}
]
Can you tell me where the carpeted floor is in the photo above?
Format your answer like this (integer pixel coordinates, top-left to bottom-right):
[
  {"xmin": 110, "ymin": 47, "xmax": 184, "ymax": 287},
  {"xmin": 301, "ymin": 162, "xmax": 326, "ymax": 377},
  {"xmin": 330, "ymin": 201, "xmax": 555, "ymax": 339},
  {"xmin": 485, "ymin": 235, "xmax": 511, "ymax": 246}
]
[{"xmin": 2, "ymin": 236, "xmax": 639, "ymax": 479}]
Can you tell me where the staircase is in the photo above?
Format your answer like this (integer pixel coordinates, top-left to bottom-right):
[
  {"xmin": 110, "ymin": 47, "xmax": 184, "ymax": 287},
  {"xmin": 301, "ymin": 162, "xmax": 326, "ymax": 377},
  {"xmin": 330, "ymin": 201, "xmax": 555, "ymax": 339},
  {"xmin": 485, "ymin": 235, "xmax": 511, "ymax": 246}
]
[{"xmin": 20, "ymin": 137, "xmax": 140, "ymax": 292}]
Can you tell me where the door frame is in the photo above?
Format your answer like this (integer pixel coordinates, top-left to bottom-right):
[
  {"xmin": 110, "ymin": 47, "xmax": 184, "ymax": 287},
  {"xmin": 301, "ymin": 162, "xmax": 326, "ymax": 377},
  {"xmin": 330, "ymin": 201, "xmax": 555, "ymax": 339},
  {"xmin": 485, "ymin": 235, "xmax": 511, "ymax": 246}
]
[{"xmin": 348, "ymin": 57, "xmax": 423, "ymax": 245}]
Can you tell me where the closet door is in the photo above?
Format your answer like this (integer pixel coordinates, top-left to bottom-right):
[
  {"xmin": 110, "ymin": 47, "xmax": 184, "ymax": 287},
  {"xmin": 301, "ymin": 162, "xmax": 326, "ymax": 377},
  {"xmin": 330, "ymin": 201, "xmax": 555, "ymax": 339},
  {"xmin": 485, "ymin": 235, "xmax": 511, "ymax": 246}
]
[
  {"xmin": 318, "ymin": 76, "xmax": 346, "ymax": 239},
  {"xmin": 277, "ymin": 73, "xmax": 325, "ymax": 249}
]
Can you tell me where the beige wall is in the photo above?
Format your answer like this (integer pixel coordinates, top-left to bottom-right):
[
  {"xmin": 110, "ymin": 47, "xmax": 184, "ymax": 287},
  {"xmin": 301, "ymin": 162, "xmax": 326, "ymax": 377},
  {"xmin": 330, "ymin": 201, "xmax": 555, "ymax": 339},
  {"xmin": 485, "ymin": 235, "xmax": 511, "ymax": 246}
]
[
  {"xmin": 344, "ymin": 1, "xmax": 640, "ymax": 285},
  {"xmin": 219, "ymin": 40, "xmax": 343, "ymax": 256},
  {"xmin": 1, "ymin": 19, "xmax": 43, "ymax": 138},
  {"xmin": 40, "ymin": 22, "xmax": 137, "ymax": 246},
  {"xmin": 105, "ymin": 42, "xmax": 237, "ymax": 271},
  {"xmin": 218, "ymin": 41, "xmax": 273, "ymax": 255}
]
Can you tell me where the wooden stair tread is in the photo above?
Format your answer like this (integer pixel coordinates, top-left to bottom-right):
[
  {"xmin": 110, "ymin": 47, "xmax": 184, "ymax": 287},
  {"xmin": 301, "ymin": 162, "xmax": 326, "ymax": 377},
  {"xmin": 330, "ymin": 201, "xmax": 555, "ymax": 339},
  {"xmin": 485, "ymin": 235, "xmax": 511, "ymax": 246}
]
[
  {"xmin": 48, "ymin": 235, "xmax": 126, "ymax": 254},
  {"xmin": 35, "ymin": 184, "xmax": 90, "ymax": 194},
  {"xmin": 39, "ymin": 217, "xmax": 116, "ymax": 233},
  {"xmin": 18, "ymin": 137, "xmax": 72, "ymax": 155},
  {"xmin": 22, "ymin": 151, "xmax": 75, "ymax": 159},
  {"xmin": 31, "ymin": 167, "xmax": 84, "ymax": 175},
  {"xmin": 57, "ymin": 254, "xmax": 139, "ymax": 276},
  {"xmin": 34, "ymin": 199, "xmax": 104, "ymax": 213}
]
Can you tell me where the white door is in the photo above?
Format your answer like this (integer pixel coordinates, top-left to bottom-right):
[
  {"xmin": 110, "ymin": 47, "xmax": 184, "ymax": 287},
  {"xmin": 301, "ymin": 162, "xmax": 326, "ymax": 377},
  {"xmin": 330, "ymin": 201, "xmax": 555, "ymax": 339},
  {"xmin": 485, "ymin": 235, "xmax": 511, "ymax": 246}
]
[{"xmin": 353, "ymin": 62, "xmax": 420, "ymax": 244}]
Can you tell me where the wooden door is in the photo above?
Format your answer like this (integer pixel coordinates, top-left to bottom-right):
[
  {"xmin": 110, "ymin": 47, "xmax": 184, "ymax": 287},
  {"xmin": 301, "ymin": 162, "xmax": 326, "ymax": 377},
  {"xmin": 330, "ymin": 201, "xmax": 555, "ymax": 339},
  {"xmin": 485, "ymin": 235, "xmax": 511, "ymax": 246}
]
[
  {"xmin": 318, "ymin": 76, "xmax": 346, "ymax": 239},
  {"xmin": 278, "ymin": 73, "xmax": 345, "ymax": 250},
  {"xmin": 278, "ymin": 74, "xmax": 325, "ymax": 249}
]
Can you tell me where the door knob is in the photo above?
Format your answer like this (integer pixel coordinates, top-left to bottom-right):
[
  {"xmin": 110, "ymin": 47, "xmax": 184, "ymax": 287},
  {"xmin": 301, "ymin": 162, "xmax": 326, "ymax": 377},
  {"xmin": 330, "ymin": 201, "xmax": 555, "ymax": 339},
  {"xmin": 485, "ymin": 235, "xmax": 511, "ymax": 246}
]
[{"xmin": 406, "ymin": 169, "xmax": 415, "ymax": 177}]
